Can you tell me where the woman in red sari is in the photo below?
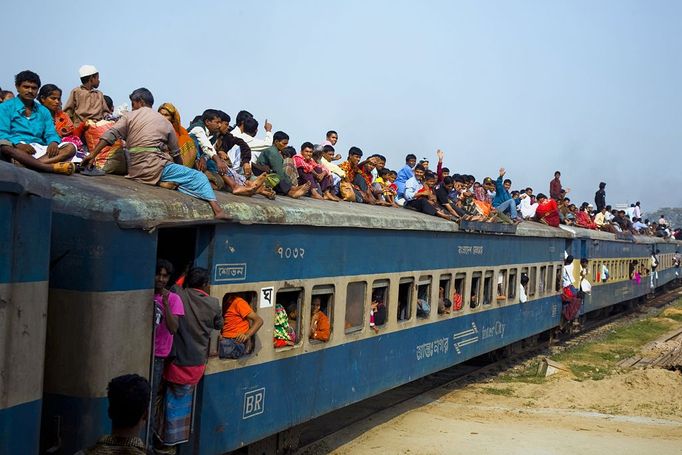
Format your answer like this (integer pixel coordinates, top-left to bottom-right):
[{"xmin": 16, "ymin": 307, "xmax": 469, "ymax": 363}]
[{"xmin": 535, "ymin": 193, "xmax": 561, "ymax": 227}]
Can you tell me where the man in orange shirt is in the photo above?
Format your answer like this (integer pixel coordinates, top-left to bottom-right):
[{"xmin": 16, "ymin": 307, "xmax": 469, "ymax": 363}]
[{"xmin": 221, "ymin": 294, "xmax": 263, "ymax": 358}]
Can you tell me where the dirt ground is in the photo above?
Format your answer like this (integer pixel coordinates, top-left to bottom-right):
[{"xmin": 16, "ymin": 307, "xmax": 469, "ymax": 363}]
[{"xmin": 304, "ymin": 309, "xmax": 682, "ymax": 455}]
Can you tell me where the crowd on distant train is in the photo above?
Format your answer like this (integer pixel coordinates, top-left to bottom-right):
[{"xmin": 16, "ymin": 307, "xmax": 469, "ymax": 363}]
[{"xmin": 2, "ymin": 67, "xmax": 681, "ymax": 237}]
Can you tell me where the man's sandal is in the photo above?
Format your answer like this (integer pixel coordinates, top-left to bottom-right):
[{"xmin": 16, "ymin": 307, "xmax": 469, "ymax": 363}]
[{"xmin": 52, "ymin": 162, "xmax": 75, "ymax": 175}]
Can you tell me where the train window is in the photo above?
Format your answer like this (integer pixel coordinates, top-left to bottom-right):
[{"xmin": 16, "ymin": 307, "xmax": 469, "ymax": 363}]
[
  {"xmin": 554, "ymin": 266, "xmax": 562, "ymax": 293},
  {"xmin": 453, "ymin": 273, "xmax": 466, "ymax": 312},
  {"xmin": 438, "ymin": 274, "xmax": 452, "ymax": 315},
  {"xmin": 470, "ymin": 272, "xmax": 481, "ymax": 309},
  {"xmin": 275, "ymin": 288, "xmax": 303, "ymax": 348},
  {"xmin": 507, "ymin": 269, "xmax": 517, "ymax": 300},
  {"xmin": 528, "ymin": 267, "xmax": 537, "ymax": 297},
  {"xmin": 218, "ymin": 291, "xmax": 258, "ymax": 358},
  {"xmin": 482, "ymin": 271, "xmax": 493, "ymax": 305},
  {"xmin": 539, "ymin": 266, "xmax": 547, "ymax": 294},
  {"xmin": 371, "ymin": 280, "xmax": 389, "ymax": 329},
  {"xmin": 417, "ymin": 276, "xmax": 432, "ymax": 319},
  {"xmin": 310, "ymin": 285, "xmax": 334, "ymax": 343},
  {"xmin": 592, "ymin": 262, "xmax": 598, "ymax": 284},
  {"xmin": 345, "ymin": 282, "xmax": 366, "ymax": 334},
  {"xmin": 496, "ymin": 270, "xmax": 507, "ymax": 302},
  {"xmin": 398, "ymin": 277, "xmax": 414, "ymax": 321}
]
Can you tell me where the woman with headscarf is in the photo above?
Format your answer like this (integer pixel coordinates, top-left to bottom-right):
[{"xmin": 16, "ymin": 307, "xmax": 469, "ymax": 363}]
[{"xmin": 158, "ymin": 102, "xmax": 197, "ymax": 169}]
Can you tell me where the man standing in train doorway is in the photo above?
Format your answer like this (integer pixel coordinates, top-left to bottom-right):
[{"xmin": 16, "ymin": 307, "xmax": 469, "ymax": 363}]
[{"xmin": 650, "ymin": 249, "xmax": 660, "ymax": 289}]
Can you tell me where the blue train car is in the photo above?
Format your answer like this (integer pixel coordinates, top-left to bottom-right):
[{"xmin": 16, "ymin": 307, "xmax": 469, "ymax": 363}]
[
  {"xmin": 0, "ymin": 162, "xmax": 52, "ymax": 455},
  {"xmin": 29, "ymin": 173, "xmax": 680, "ymax": 453}
]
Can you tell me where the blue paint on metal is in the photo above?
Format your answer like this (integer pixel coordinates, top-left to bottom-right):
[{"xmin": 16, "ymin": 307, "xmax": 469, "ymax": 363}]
[
  {"xmin": 0, "ymin": 399, "xmax": 41, "ymax": 455},
  {"xmin": 49, "ymin": 214, "xmax": 157, "ymax": 292},
  {"xmin": 211, "ymin": 224, "xmax": 566, "ymax": 284},
  {"xmin": 191, "ymin": 297, "xmax": 560, "ymax": 453},
  {"xmin": 40, "ymin": 393, "xmax": 109, "ymax": 455},
  {"xmin": 0, "ymin": 193, "xmax": 51, "ymax": 284}
]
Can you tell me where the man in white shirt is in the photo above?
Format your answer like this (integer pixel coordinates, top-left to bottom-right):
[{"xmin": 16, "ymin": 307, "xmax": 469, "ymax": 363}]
[
  {"xmin": 230, "ymin": 110, "xmax": 273, "ymax": 160},
  {"xmin": 633, "ymin": 201, "xmax": 642, "ymax": 219}
]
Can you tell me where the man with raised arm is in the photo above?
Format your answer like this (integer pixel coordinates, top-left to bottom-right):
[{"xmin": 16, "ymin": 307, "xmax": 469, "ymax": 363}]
[
  {"xmin": 82, "ymin": 88, "xmax": 230, "ymax": 220},
  {"xmin": 492, "ymin": 167, "xmax": 522, "ymax": 222}
]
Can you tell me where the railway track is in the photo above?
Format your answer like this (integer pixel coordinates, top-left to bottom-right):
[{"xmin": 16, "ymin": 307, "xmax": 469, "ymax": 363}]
[{"xmin": 242, "ymin": 283, "xmax": 682, "ymax": 455}]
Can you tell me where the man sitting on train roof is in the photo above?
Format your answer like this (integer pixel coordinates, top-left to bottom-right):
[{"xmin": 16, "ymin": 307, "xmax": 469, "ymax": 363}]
[
  {"xmin": 189, "ymin": 109, "xmax": 269, "ymax": 197},
  {"xmin": 255, "ymin": 130, "xmax": 310, "ymax": 198},
  {"xmin": 230, "ymin": 110, "xmax": 273, "ymax": 161},
  {"xmin": 0, "ymin": 70, "xmax": 77, "ymax": 175},
  {"xmin": 82, "ymin": 88, "xmax": 231, "ymax": 220},
  {"xmin": 492, "ymin": 167, "xmax": 522, "ymax": 223},
  {"xmin": 339, "ymin": 147, "xmax": 382, "ymax": 204},
  {"xmin": 320, "ymin": 144, "xmax": 345, "ymax": 182},
  {"xmin": 403, "ymin": 166, "xmax": 454, "ymax": 221},
  {"xmin": 394, "ymin": 153, "xmax": 417, "ymax": 199}
]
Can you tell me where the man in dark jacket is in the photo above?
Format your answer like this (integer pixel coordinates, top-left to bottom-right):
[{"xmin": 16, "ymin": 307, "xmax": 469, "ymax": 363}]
[{"xmin": 594, "ymin": 182, "xmax": 606, "ymax": 212}]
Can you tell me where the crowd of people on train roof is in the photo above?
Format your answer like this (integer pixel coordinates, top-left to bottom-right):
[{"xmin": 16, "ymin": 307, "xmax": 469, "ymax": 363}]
[{"xmin": 0, "ymin": 67, "xmax": 680, "ymax": 238}]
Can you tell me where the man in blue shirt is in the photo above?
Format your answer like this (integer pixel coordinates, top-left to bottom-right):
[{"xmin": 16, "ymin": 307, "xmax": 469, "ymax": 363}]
[
  {"xmin": 492, "ymin": 167, "xmax": 521, "ymax": 222},
  {"xmin": 395, "ymin": 153, "xmax": 417, "ymax": 199},
  {"xmin": 0, "ymin": 71, "xmax": 76, "ymax": 175}
]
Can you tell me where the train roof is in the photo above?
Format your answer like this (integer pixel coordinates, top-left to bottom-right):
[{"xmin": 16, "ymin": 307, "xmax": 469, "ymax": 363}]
[
  {"xmin": 32, "ymin": 173, "xmax": 681, "ymax": 246},
  {"xmin": 0, "ymin": 161, "xmax": 52, "ymax": 199}
]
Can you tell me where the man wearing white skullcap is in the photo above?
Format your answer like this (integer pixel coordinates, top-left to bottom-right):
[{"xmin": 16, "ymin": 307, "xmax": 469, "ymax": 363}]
[{"xmin": 63, "ymin": 64, "xmax": 111, "ymax": 127}]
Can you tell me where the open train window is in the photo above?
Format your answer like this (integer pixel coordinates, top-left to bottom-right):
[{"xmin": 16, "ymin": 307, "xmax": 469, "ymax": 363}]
[
  {"xmin": 310, "ymin": 285, "xmax": 334, "ymax": 343},
  {"xmin": 438, "ymin": 274, "xmax": 452, "ymax": 315},
  {"xmin": 528, "ymin": 267, "xmax": 537, "ymax": 297},
  {"xmin": 555, "ymin": 266, "xmax": 562, "ymax": 293},
  {"xmin": 497, "ymin": 270, "xmax": 507, "ymax": 302},
  {"xmin": 453, "ymin": 273, "xmax": 466, "ymax": 312},
  {"xmin": 345, "ymin": 282, "xmax": 366, "ymax": 334},
  {"xmin": 507, "ymin": 269, "xmax": 517, "ymax": 300},
  {"xmin": 417, "ymin": 276, "xmax": 432, "ymax": 319},
  {"xmin": 482, "ymin": 271, "xmax": 493, "ymax": 305},
  {"xmin": 219, "ymin": 291, "xmax": 258, "ymax": 358},
  {"xmin": 275, "ymin": 288, "xmax": 303, "ymax": 348},
  {"xmin": 470, "ymin": 272, "xmax": 481, "ymax": 308},
  {"xmin": 371, "ymin": 280, "xmax": 389, "ymax": 329},
  {"xmin": 397, "ymin": 278, "xmax": 413, "ymax": 321},
  {"xmin": 539, "ymin": 266, "xmax": 547, "ymax": 294},
  {"xmin": 591, "ymin": 262, "xmax": 598, "ymax": 285}
]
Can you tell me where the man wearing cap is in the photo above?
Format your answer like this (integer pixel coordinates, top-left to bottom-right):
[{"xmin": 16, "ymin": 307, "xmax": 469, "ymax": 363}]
[{"xmin": 64, "ymin": 65, "xmax": 111, "ymax": 127}]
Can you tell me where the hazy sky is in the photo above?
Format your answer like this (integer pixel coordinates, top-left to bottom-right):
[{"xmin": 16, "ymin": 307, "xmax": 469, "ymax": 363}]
[{"xmin": 3, "ymin": 1, "xmax": 680, "ymax": 211}]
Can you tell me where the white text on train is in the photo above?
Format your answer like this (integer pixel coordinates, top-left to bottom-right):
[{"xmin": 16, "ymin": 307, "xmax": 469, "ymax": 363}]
[
  {"xmin": 416, "ymin": 337, "xmax": 449, "ymax": 360},
  {"xmin": 458, "ymin": 246, "xmax": 484, "ymax": 255},
  {"xmin": 481, "ymin": 321, "xmax": 506, "ymax": 339}
]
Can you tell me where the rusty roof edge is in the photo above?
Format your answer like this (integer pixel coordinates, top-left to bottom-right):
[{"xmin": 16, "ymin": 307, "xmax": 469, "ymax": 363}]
[{"xmin": 0, "ymin": 161, "xmax": 52, "ymax": 199}]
